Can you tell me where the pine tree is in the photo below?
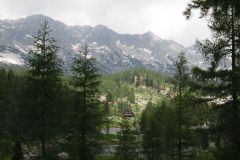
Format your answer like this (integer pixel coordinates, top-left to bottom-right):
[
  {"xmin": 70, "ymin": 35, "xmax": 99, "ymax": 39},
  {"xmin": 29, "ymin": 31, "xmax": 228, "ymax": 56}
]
[
  {"xmin": 0, "ymin": 69, "xmax": 13, "ymax": 159},
  {"xmin": 174, "ymin": 53, "xmax": 190, "ymax": 160},
  {"xmin": 70, "ymin": 44, "xmax": 103, "ymax": 160},
  {"xmin": 185, "ymin": 1, "xmax": 240, "ymax": 159},
  {"xmin": 0, "ymin": 68, "xmax": 28, "ymax": 159},
  {"xmin": 103, "ymin": 100, "xmax": 111, "ymax": 135},
  {"xmin": 25, "ymin": 19, "xmax": 63, "ymax": 157},
  {"xmin": 140, "ymin": 102, "xmax": 158, "ymax": 160},
  {"xmin": 115, "ymin": 117, "xmax": 139, "ymax": 160},
  {"xmin": 140, "ymin": 101, "xmax": 178, "ymax": 160}
]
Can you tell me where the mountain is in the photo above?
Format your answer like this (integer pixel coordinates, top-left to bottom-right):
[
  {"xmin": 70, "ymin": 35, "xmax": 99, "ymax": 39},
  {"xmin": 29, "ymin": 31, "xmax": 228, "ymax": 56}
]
[{"xmin": 0, "ymin": 14, "xmax": 206, "ymax": 73}]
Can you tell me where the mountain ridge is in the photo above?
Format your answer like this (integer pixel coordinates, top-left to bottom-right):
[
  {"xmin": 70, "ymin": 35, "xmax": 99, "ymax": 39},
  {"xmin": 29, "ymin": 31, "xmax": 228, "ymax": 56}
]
[{"xmin": 0, "ymin": 14, "xmax": 206, "ymax": 73}]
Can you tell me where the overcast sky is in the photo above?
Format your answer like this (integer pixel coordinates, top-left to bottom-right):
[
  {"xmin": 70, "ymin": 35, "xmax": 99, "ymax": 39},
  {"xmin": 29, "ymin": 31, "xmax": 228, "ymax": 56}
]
[{"xmin": 0, "ymin": 0, "xmax": 211, "ymax": 46}]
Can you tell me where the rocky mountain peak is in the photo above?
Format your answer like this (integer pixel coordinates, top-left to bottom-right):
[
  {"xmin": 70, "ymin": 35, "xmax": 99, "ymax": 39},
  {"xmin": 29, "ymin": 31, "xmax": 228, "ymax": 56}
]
[{"xmin": 0, "ymin": 14, "xmax": 205, "ymax": 73}]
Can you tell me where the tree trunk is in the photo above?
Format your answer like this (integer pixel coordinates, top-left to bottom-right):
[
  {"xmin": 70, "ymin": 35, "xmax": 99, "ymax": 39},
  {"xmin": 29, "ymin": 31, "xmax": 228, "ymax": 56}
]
[
  {"xmin": 230, "ymin": 6, "xmax": 240, "ymax": 152},
  {"xmin": 12, "ymin": 140, "xmax": 24, "ymax": 160},
  {"xmin": 178, "ymin": 80, "xmax": 182, "ymax": 160}
]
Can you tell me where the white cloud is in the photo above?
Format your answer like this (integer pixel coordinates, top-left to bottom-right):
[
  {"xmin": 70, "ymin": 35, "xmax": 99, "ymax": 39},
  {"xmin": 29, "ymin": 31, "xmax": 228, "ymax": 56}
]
[{"xmin": 0, "ymin": 0, "xmax": 210, "ymax": 46}]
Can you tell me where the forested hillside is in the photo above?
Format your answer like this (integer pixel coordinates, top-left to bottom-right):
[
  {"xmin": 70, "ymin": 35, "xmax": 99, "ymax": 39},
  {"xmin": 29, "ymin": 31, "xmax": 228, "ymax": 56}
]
[
  {"xmin": 1, "ymin": 0, "xmax": 240, "ymax": 160},
  {"xmin": 100, "ymin": 68, "xmax": 174, "ymax": 127},
  {"xmin": 101, "ymin": 68, "xmax": 173, "ymax": 111},
  {"xmin": 0, "ymin": 65, "xmax": 212, "ymax": 160}
]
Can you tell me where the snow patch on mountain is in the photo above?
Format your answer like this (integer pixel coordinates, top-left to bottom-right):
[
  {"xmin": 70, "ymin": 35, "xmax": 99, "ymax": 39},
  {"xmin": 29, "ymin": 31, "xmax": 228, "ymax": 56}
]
[
  {"xmin": 0, "ymin": 14, "xmax": 206, "ymax": 73},
  {"xmin": 0, "ymin": 52, "xmax": 24, "ymax": 65},
  {"xmin": 25, "ymin": 34, "xmax": 33, "ymax": 38},
  {"xmin": 14, "ymin": 44, "xmax": 27, "ymax": 54},
  {"xmin": 71, "ymin": 43, "xmax": 80, "ymax": 51},
  {"xmin": 96, "ymin": 45, "xmax": 110, "ymax": 53}
]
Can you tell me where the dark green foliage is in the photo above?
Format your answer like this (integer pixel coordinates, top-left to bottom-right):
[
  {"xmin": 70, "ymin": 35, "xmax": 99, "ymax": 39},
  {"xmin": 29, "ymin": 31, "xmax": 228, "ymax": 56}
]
[
  {"xmin": 1, "ymin": 6, "xmax": 237, "ymax": 159},
  {"xmin": 106, "ymin": 92, "xmax": 113, "ymax": 102},
  {"xmin": 0, "ymin": 63, "xmax": 173, "ymax": 159},
  {"xmin": 115, "ymin": 118, "xmax": 140, "ymax": 160},
  {"xmin": 24, "ymin": 19, "xmax": 63, "ymax": 157},
  {"xmin": 140, "ymin": 101, "xmax": 178, "ymax": 160},
  {"xmin": 140, "ymin": 102, "xmax": 178, "ymax": 160},
  {"xmin": 0, "ymin": 68, "xmax": 27, "ymax": 159},
  {"xmin": 103, "ymin": 68, "xmax": 167, "ymax": 90},
  {"xmin": 103, "ymin": 101, "xmax": 111, "ymax": 135},
  {"xmin": 140, "ymin": 100, "xmax": 201, "ymax": 160},
  {"xmin": 0, "ymin": 69, "xmax": 10, "ymax": 134},
  {"xmin": 174, "ymin": 53, "xmax": 189, "ymax": 90},
  {"xmin": 117, "ymin": 102, "xmax": 130, "ymax": 114},
  {"xmin": 185, "ymin": 0, "xmax": 240, "ymax": 159},
  {"xmin": 12, "ymin": 140, "xmax": 24, "ymax": 160},
  {"xmin": 101, "ymin": 80, "xmax": 136, "ymax": 105},
  {"xmin": 68, "ymin": 44, "xmax": 103, "ymax": 160},
  {"xmin": 174, "ymin": 53, "xmax": 190, "ymax": 160},
  {"xmin": 100, "ymin": 68, "xmax": 170, "ymax": 115},
  {"xmin": 184, "ymin": 0, "xmax": 240, "ymax": 19}
]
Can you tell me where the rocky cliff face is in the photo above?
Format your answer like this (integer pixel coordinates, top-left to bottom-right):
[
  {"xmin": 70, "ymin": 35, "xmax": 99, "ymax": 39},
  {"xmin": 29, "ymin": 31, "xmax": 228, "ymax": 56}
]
[{"xmin": 0, "ymin": 14, "xmax": 206, "ymax": 73}]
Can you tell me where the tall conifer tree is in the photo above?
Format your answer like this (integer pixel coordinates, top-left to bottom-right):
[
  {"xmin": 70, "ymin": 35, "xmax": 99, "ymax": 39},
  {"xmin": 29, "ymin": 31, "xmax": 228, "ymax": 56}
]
[
  {"xmin": 70, "ymin": 44, "xmax": 103, "ymax": 160},
  {"xmin": 140, "ymin": 101, "xmax": 178, "ymax": 160},
  {"xmin": 174, "ymin": 53, "xmax": 190, "ymax": 160},
  {"xmin": 185, "ymin": 1, "xmax": 240, "ymax": 159},
  {"xmin": 115, "ymin": 117, "xmax": 139, "ymax": 160},
  {"xmin": 26, "ymin": 20, "xmax": 63, "ymax": 157}
]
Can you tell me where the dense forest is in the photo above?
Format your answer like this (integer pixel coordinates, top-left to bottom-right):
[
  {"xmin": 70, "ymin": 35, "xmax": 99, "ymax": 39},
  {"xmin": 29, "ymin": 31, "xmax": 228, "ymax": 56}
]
[{"xmin": 1, "ymin": 0, "xmax": 240, "ymax": 160}]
